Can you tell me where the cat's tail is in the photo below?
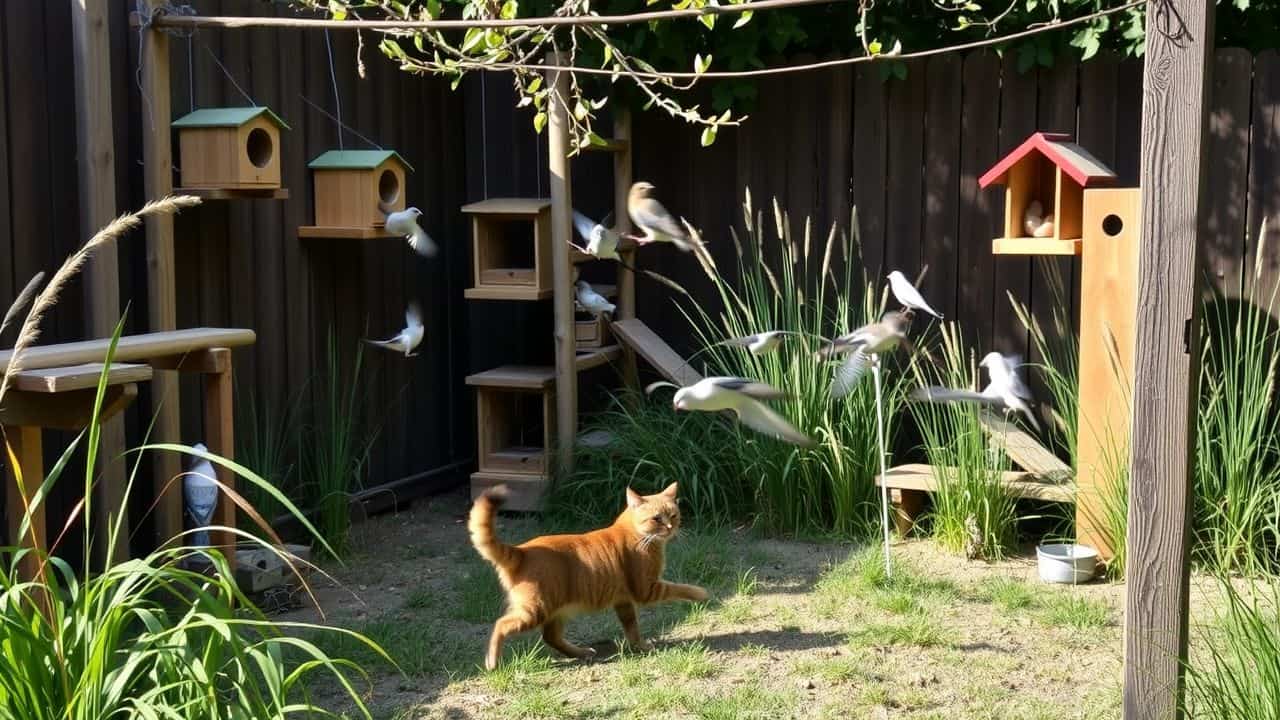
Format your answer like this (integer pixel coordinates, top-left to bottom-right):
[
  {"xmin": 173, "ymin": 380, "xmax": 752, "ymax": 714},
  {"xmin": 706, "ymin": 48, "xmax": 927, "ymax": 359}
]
[{"xmin": 469, "ymin": 486, "xmax": 520, "ymax": 570}]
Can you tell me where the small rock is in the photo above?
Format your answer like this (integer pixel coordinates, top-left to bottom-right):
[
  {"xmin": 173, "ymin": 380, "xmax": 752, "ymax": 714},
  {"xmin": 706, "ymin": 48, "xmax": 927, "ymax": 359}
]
[{"xmin": 797, "ymin": 678, "xmax": 815, "ymax": 690}]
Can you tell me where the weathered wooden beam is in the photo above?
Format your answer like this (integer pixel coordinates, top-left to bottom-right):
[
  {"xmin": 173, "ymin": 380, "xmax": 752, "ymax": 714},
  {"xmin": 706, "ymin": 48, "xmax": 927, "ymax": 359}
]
[
  {"xmin": 545, "ymin": 52, "xmax": 577, "ymax": 475},
  {"xmin": 149, "ymin": 348, "xmax": 232, "ymax": 374},
  {"xmin": 1125, "ymin": 1, "xmax": 1215, "ymax": 717},
  {"xmin": 140, "ymin": 0, "xmax": 184, "ymax": 546},
  {"xmin": 0, "ymin": 385, "xmax": 139, "ymax": 431},
  {"xmin": 71, "ymin": 0, "xmax": 129, "ymax": 567}
]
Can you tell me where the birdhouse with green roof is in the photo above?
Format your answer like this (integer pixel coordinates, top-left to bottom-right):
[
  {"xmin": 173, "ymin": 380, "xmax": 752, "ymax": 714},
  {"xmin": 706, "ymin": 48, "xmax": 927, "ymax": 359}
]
[
  {"xmin": 172, "ymin": 106, "xmax": 288, "ymax": 190},
  {"xmin": 306, "ymin": 150, "xmax": 413, "ymax": 233}
]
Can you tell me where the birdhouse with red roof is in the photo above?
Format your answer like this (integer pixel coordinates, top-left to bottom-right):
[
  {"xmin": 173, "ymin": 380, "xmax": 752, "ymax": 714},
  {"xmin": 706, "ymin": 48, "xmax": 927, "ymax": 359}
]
[{"xmin": 979, "ymin": 131, "xmax": 1117, "ymax": 255}]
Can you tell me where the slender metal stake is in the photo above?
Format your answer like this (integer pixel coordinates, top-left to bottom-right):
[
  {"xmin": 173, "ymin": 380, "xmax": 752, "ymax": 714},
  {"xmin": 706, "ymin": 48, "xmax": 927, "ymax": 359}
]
[{"xmin": 872, "ymin": 355, "xmax": 891, "ymax": 579}]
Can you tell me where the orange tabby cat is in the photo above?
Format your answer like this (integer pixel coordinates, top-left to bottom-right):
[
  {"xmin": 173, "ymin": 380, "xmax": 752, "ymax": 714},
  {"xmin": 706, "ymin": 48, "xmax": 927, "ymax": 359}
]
[{"xmin": 468, "ymin": 483, "xmax": 708, "ymax": 669}]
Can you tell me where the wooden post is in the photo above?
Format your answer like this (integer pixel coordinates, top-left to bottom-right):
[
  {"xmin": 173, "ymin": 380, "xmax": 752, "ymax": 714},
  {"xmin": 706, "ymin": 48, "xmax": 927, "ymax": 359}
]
[
  {"xmin": 71, "ymin": 0, "xmax": 128, "ymax": 567},
  {"xmin": 546, "ymin": 53, "xmax": 577, "ymax": 475},
  {"xmin": 1125, "ymin": 1, "xmax": 1214, "ymax": 717},
  {"xmin": 3, "ymin": 426, "xmax": 45, "ymax": 582},
  {"xmin": 612, "ymin": 109, "xmax": 641, "ymax": 392},
  {"xmin": 140, "ymin": 0, "xmax": 184, "ymax": 546},
  {"xmin": 200, "ymin": 349, "xmax": 236, "ymax": 564}
]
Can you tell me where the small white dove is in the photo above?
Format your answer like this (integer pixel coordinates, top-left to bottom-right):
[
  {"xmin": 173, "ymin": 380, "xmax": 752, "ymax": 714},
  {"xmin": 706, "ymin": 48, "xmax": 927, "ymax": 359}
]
[
  {"xmin": 385, "ymin": 207, "xmax": 437, "ymax": 258},
  {"xmin": 572, "ymin": 210, "xmax": 621, "ymax": 261},
  {"xmin": 183, "ymin": 443, "xmax": 218, "ymax": 548},
  {"xmin": 363, "ymin": 303, "xmax": 424, "ymax": 357},
  {"xmin": 888, "ymin": 270, "xmax": 943, "ymax": 319},
  {"xmin": 575, "ymin": 280, "xmax": 616, "ymax": 318},
  {"xmin": 646, "ymin": 376, "xmax": 815, "ymax": 447},
  {"xmin": 716, "ymin": 330, "xmax": 811, "ymax": 356},
  {"xmin": 910, "ymin": 351, "xmax": 1040, "ymax": 430}
]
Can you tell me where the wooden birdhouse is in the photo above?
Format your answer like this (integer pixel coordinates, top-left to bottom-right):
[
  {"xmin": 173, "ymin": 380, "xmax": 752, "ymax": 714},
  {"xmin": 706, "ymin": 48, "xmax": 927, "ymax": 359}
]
[
  {"xmin": 466, "ymin": 366, "xmax": 557, "ymax": 511},
  {"xmin": 978, "ymin": 132, "xmax": 1117, "ymax": 255},
  {"xmin": 461, "ymin": 199, "xmax": 554, "ymax": 300},
  {"xmin": 172, "ymin": 107, "xmax": 288, "ymax": 190},
  {"xmin": 299, "ymin": 150, "xmax": 413, "ymax": 238}
]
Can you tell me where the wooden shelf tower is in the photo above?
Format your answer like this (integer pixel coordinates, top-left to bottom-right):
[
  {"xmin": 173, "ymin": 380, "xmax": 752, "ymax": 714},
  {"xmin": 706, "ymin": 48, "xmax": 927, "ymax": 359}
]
[{"xmin": 464, "ymin": 54, "xmax": 636, "ymax": 511}]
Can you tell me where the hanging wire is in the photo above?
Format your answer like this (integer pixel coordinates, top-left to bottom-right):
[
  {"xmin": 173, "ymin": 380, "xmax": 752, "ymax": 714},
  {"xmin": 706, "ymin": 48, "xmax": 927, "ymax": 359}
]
[
  {"xmin": 299, "ymin": 94, "xmax": 384, "ymax": 150},
  {"xmin": 186, "ymin": 36, "xmax": 195, "ymax": 112},
  {"xmin": 324, "ymin": 28, "xmax": 345, "ymax": 149},
  {"xmin": 202, "ymin": 43, "xmax": 256, "ymax": 106}
]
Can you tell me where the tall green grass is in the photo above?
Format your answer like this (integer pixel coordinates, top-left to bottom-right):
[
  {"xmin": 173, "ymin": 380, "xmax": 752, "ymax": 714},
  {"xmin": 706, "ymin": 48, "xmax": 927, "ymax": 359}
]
[
  {"xmin": 1185, "ymin": 578, "xmax": 1280, "ymax": 718},
  {"xmin": 1194, "ymin": 253, "xmax": 1280, "ymax": 576},
  {"xmin": 0, "ymin": 197, "xmax": 386, "ymax": 719},
  {"xmin": 236, "ymin": 386, "xmax": 303, "ymax": 535},
  {"xmin": 908, "ymin": 323, "xmax": 1018, "ymax": 559},
  {"xmin": 301, "ymin": 333, "xmax": 377, "ymax": 560},
  {"xmin": 679, "ymin": 194, "xmax": 911, "ymax": 536}
]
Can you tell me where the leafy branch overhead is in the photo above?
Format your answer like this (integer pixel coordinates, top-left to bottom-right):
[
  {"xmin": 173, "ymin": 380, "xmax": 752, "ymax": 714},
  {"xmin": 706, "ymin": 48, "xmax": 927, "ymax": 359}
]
[{"xmin": 296, "ymin": 0, "xmax": 1260, "ymax": 146}]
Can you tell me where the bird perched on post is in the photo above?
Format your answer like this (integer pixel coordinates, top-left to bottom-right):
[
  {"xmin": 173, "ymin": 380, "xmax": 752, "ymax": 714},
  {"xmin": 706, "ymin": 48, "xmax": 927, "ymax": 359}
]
[
  {"xmin": 910, "ymin": 351, "xmax": 1040, "ymax": 430},
  {"xmin": 646, "ymin": 377, "xmax": 816, "ymax": 447},
  {"xmin": 574, "ymin": 280, "xmax": 616, "ymax": 318},
  {"xmin": 815, "ymin": 310, "xmax": 915, "ymax": 398},
  {"xmin": 627, "ymin": 182, "xmax": 710, "ymax": 257},
  {"xmin": 363, "ymin": 303, "xmax": 424, "ymax": 357},
  {"xmin": 385, "ymin": 206, "xmax": 437, "ymax": 258},
  {"xmin": 887, "ymin": 270, "xmax": 943, "ymax": 319}
]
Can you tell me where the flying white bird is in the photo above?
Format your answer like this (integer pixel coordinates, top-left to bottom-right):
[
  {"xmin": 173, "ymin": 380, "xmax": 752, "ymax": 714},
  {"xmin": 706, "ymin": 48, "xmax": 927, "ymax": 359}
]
[
  {"xmin": 572, "ymin": 210, "xmax": 621, "ymax": 260},
  {"xmin": 575, "ymin": 280, "xmax": 616, "ymax": 317},
  {"xmin": 887, "ymin": 270, "xmax": 943, "ymax": 319},
  {"xmin": 385, "ymin": 207, "xmax": 437, "ymax": 258},
  {"xmin": 646, "ymin": 376, "xmax": 815, "ymax": 447},
  {"xmin": 910, "ymin": 351, "xmax": 1040, "ymax": 430},
  {"xmin": 363, "ymin": 303, "xmax": 425, "ymax": 357},
  {"xmin": 183, "ymin": 443, "xmax": 218, "ymax": 548},
  {"xmin": 716, "ymin": 330, "xmax": 814, "ymax": 356}
]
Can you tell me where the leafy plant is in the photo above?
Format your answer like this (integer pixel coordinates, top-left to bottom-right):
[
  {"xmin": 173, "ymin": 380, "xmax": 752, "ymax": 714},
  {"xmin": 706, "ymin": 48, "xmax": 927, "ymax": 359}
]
[
  {"xmin": 1184, "ymin": 577, "xmax": 1280, "ymax": 718},
  {"xmin": 301, "ymin": 332, "xmax": 378, "ymax": 560},
  {"xmin": 679, "ymin": 193, "xmax": 912, "ymax": 536},
  {"xmin": 0, "ymin": 196, "xmax": 388, "ymax": 719},
  {"xmin": 909, "ymin": 323, "xmax": 1019, "ymax": 559},
  {"xmin": 236, "ymin": 385, "xmax": 304, "ymax": 535}
]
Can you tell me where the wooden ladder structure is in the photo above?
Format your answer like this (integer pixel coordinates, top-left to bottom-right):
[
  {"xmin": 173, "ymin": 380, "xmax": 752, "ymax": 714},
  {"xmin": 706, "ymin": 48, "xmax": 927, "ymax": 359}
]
[{"xmin": 464, "ymin": 53, "xmax": 636, "ymax": 511}]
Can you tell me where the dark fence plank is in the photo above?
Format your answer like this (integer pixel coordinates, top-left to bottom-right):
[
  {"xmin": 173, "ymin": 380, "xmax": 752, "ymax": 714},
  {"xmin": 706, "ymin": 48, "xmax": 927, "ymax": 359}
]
[
  {"xmin": 852, "ymin": 64, "xmax": 888, "ymax": 278},
  {"xmin": 1202, "ymin": 48, "xmax": 1253, "ymax": 292},
  {"xmin": 884, "ymin": 59, "xmax": 927, "ymax": 281},
  {"xmin": 0, "ymin": 8, "xmax": 13, "ymax": 317},
  {"xmin": 992, "ymin": 54, "xmax": 1037, "ymax": 356},
  {"xmin": 1248, "ymin": 49, "xmax": 1280, "ymax": 294},
  {"xmin": 922, "ymin": 54, "xmax": 962, "ymax": 321},
  {"xmin": 956, "ymin": 52, "xmax": 1002, "ymax": 343}
]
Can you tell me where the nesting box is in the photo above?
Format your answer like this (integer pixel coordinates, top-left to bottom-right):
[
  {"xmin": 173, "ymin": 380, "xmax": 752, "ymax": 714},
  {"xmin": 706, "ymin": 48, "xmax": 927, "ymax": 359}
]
[
  {"xmin": 978, "ymin": 132, "xmax": 1117, "ymax": 255},
  {"xmin": 461, "ymin": 199, "xmax": 553, "ymax": 301},
  {"xmin": 305, "ymin": 150, "xmax": 413, "ymax": 232},
  {"xmin": 172, "ymin": 107, "xmax": 288, "ymax": 189},
  {"xmin": 466, "ymin": 365, "xmax": 556, "ymax": 511},
  {"xmin": 576, "ymin": 313, "xmax": 612, "ymax": 349}
]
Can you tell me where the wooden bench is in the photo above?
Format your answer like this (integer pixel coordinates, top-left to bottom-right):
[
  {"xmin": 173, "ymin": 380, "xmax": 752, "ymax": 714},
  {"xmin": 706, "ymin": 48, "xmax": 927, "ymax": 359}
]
[
  {"xmin": 875, "ymin": 463, "xmax": 1074, "ymax": 537},
  {"xmin": 2, "ymin": 363, "xmax": 152, "ymax": 579},
  {"xmin": 0, "ymin": 328, "xmax": 256, "ymax": 568}
]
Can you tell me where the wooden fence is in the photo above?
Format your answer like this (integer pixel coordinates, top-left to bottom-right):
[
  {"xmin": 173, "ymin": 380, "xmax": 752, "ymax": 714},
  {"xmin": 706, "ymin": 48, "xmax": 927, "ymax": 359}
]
[{"xmin": 2, "ymin": 0, "xmax": 1279, "ymax": 531}]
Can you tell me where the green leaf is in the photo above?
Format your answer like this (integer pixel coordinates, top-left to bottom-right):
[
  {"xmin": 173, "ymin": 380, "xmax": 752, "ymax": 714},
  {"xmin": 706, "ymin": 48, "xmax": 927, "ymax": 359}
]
[
  {"xmin": 574, "ymin": 100, "xmax": 589, "ymax": 121},
  {"xmin": 868, "ymin": 39, "xmax": 883, "ymax": 55},
  {"xmin": 534, "ymin": 112, "xmax": 547, "ymax": 134},
  {"xmin": 699, "ymin": 13, "xmax": 716, "ymax": 30},
  {"xmin": 528, "ymin": 76, "xmax": 543, "ymax": 93},
  {"xmin": 602, "ymin": 44, "xmax": 613, "ymax": 66},
  {"xmin": 694, "ymin": 53, "xmax": 712, "ymax": 74},
  {"xmin": 427, "ymin": 0, "xmax": 442, "ymax": 18},
  {"xmin": 732, "ymin": 10, "xmax": 753, "ymax": 28},
  {"xmin": 328, "ymin": 1, "xmax": 347, "ymax": 20},
  {"xmin": 461, "ymin": 28, "xmax": 485, "ymax": 53},
  {"xmin": 701, "ymin": 125, "xmax": 718, "ymax": 146},
  {"xmin": 500, "ymin": 0, "xmax": 518, "ymax": 19}
]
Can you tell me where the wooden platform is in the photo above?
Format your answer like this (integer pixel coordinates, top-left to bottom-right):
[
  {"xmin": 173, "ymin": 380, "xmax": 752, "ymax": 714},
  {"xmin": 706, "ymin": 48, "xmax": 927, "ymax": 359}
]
[
  {"xmin": 461, "ymin": 198, "xmax": 551, "ymax": 216},
  {"xmin": 611, "ymin": 319, "xmax": 703, "ymax": 387},
  {"xmin": 0, "ymin": 328, "xmax": 256, "ymax": 372},
  {"xmin": 464, "ymin": 286, "xmax": 555, "ymax": 301},
  {"xmin": 575, "ymin": 345, "xmax": 622, "ymax": 371},
  {"xmin": 297, "ymin": 225, "xmax": 397, "ymax": 239},
  {"xmin": 174, "ymin": 187, "xmax": 289, "ymax": 200},
  {"xmin": 466, "ymin": 365, "xmax": 557, "ymax": 390},
  {"xmin": 10, "ymin": 362, "xmax": 151, "ymax": 393},
  {"xmin": 876, "ymin": 463, "xmax": 1074, "ymax": 536},
  {"xmin": 979, "ymin": 414, "xmax": 1073, "ymax": 483}
]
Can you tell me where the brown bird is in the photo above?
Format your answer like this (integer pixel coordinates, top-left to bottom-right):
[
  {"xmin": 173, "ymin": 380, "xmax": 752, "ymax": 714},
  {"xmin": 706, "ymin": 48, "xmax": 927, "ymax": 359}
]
[{"xmin": 627, "ymin": 181, "xmax": 703, "ymax": 254}]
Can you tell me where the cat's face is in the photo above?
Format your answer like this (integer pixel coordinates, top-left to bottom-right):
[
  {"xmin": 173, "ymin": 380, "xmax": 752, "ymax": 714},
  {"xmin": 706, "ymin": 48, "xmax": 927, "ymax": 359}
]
[{"xmin": 625, "ymin": 483, "xmax": 682, "ymax": 542}]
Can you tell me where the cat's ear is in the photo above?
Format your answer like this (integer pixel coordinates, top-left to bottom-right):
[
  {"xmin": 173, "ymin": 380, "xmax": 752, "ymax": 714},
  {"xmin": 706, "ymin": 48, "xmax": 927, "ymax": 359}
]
[
  {"xmin": 661, "ymin": 482, "xmax": 679, "ymax": 498},
  {"xmin": 626, "ymin": 487, "xmax": 644, "ymax": 509}
]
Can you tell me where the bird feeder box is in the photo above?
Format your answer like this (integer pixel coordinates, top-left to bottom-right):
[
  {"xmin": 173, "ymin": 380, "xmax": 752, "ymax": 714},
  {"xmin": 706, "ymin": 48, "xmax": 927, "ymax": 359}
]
[
  {"xmin": 172, "ymin": 107, "xmax": 288, "ymax": 190},
  {"xmin": 978, "ymin": 132, "xmax": 1117, "ymax": 255},
  {"xmin": 466, "ymin": 365, "xmax": 556, "ymax": 511},
  {"xmin": 461, "ymin": 198, "xmax": 553, "ymax": 301},
  {"xmin": 299, "ymin": 150, "xmax": 413, "ymax": 239}
]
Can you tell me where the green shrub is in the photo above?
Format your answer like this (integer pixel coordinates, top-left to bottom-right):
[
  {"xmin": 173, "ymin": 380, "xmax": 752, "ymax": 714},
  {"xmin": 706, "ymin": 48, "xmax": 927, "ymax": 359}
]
[{"xmin": 1185, "ymin": 578, "xmax": 1280, "ymax": 718}]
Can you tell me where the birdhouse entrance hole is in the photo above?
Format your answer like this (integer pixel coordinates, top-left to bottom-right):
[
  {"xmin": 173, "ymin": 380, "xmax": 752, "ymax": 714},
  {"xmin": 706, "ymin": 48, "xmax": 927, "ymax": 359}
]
[
  {"xmin": 378, "ymin": 169, "xmax": 400, "ymax": 205},
  {"xmin": 1102, "ymin": 214, "xmax": 1124, "ymax": 237},
  {"xmin": 246, "ymin": 127, "xmax": 274, "ymax": 169}
]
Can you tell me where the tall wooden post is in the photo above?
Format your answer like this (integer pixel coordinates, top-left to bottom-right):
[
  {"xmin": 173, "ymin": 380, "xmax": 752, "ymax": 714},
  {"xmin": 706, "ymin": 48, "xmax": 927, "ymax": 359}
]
[
  {"xmin": 71, "ymin": 0, "xmax": 129, "ymax": 566},
  {"xmin": 614, "ymin": 110, "xmax": 635, "ymax": 320},
  {"xmin": 140, "ymin": 0, "xmax": 185, "ymax": 545},
  {"xmin": 1125, "ymin": 0, "xmax": 1214, "ymax": 716},
  {"xmin": 545, "ymin": 53, "xmax": 577, "ymax": 475}
]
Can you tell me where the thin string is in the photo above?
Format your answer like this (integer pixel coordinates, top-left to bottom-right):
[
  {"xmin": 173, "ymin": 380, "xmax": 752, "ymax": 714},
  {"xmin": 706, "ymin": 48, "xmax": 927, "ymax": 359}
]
[
  {"xmin": 324, "ymin": 29, "xmax": 344, "ymax": 149},
  {"xmin": 187, "ymin": 36, "xmax": 194, "ymax": 112},
  {"xmin": 299, "ymin": 94, "xmax": 384, "ymax": 150},
  {"xmin": 202, "ymin": 42, "xmax": 256, "ymax": 106}
]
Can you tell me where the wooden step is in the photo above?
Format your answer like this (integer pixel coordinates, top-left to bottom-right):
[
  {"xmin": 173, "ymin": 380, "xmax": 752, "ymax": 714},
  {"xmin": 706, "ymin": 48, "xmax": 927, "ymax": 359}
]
[
  {"xmin": 464, "ymin": 286, "xmax": 554, "ymax": 301},
  {"xmin": 466, "ymin": 365, "xmax": 556, "ymax": 390},
  {"xmin": 575, "ymin": 345, "xmax": 622, "ymax": 372},
  {"xmin": 875, "ymin": 462, "xmax": 1074, "ymax": 537},
  {"xmin": 461, "ymin": 198, "xmax": 551, "ymax": 216},
  {"xmin": 611, "ymin": 318, "xmax": 703, "ymax": 387},
  {"xmin": 11, "ymin": 362, "xmax": 152, "ymax": 393},
  {"xmin": 978, "ymin": 415, "xmax": 1073, "ymax": 483},
  {"xmin": 470, "ymin": 472, "xmax": 550, "ymax": 512}
]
